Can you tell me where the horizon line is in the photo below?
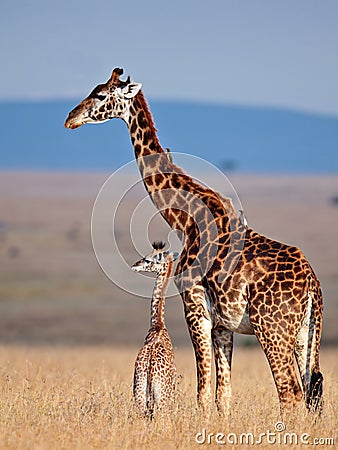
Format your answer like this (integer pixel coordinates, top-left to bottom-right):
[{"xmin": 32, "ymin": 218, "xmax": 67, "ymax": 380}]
[{"xmin": 0, "ymin": 96, "xmax": 337, "ymax": 120}]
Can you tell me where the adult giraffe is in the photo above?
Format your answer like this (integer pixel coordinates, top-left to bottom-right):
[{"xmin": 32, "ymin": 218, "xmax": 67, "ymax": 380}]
[{"xmin": 65, "ymin": 68, "xmax": 323, "ymax": 415}]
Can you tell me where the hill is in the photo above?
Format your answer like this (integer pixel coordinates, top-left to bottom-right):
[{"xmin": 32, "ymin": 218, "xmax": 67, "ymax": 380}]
[{"xmin": 1, "ymin": 100, "xmax": 337, "ymax": 172}]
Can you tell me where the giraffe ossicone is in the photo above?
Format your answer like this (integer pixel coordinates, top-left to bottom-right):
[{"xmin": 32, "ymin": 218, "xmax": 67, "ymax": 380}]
[{"xmin": 65, "ymin": 67, "xmax": 324, "ymax": 417}]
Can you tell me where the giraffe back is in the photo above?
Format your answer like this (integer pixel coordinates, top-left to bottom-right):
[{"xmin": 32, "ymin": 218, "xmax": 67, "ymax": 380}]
[{"xmin": 133, "ymin": 327, "xmax": 176, "ymax": 417}]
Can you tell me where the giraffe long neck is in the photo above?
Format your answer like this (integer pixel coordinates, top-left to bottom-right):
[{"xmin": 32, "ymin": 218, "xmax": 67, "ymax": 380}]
[
  {"xmin": 150, "ymin": 260, "xmax": 173, "ymax": 328},
  {"xmin": 126, "ymin": 91, "xmax": 205, "ymax": 234},
  {"xmin": 127, "ymin": 91, "xmax": 165, "ymax": 159},
  {"xmin": 125, "ymin": 91, "xmax": 240, "ymax": 279}
]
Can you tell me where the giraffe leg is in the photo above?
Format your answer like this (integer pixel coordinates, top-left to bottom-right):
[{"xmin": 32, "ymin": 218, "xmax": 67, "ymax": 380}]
[
  {"xmin": 182, "ymin": 284, "xmax": 212, "ymax": 411},
  {"xmin": 133, "ymin": 346, "xmax": 151, "ymax": 416},
  {"xmin": 256, "ymin": 332, "xmax": 303, "ymax": 415},
  {"xmin": 212, "ymin": 327, "xmax": 233, "ymax": 415}
]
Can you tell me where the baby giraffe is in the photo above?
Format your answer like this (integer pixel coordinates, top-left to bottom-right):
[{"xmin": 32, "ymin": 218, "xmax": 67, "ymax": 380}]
[{"xmin": 131, "ymin": 241, "xmax": 178, "ymax": 417}]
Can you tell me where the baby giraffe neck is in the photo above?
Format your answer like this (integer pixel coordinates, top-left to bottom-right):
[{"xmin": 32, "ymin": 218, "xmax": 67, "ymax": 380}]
[{"xmin": 150, "ymin": 260, "xmax": 173, "ymax": 329}]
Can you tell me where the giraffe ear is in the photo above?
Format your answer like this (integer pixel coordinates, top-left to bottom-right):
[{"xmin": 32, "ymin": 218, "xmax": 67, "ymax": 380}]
[
  {"xmin": 118, "ymin": 82, "xmax": 142, "ymax": 99},
  {"xmin": 172, "ymin": 252, "xmax": 180, "ymax": 261}
]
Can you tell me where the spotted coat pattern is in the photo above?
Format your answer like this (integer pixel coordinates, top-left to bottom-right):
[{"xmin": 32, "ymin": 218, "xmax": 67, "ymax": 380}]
[
  {"xmin": 131, "ymin": 244, "xmax": 176, "ymax": 417},
  {"xmin": 65, "ymin": 68, "xmax": 324, "ymax": 415}
]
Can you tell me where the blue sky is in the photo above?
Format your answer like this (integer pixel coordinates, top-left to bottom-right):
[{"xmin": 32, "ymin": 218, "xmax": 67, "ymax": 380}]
[{"xmin": 1, "ymin": 0, "xmax": 338, "ymax": 115}]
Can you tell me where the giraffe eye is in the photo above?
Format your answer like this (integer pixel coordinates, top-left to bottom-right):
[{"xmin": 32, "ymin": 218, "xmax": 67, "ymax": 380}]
[
  {"xmin": 95, "ymin": 93, "xmax": 106, "ymax": 101},
  {"xmin": 144, "ymin": 259, "xmax": 151, "ymax": 264}
]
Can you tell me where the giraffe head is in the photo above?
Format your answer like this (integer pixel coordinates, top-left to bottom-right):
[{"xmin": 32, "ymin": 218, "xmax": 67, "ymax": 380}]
[
  {"xmin": 132, "ymin": 241, "xmax": 179, "ymax": 274},
  {"xmin": 64, "ymin": 68, "xmax": 142, "ymax": 129}
]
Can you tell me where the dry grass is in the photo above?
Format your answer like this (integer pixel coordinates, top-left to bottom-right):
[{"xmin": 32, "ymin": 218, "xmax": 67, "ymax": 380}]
[{"xmin": 0, "ymin": 346, "xmax": 336, "ymax": 449}]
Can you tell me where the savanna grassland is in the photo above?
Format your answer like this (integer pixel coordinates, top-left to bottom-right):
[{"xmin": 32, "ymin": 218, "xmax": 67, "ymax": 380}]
[
  {"xmin": 0, "ymin": 171, "xmax": 337, "ymax": 449},
  {"xmin": 0, "ymin": 346, "xmax": 337, "ymax": 449}
]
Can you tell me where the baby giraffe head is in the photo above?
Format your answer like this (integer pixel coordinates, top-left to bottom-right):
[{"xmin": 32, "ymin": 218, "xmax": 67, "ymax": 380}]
[
  {"xmin": 64, "ymin": 68, "xmax": 142, "ymax": 129},
  {"xmin": 132, "ymin": 241, "xmax": 179, "ymax": 274}
]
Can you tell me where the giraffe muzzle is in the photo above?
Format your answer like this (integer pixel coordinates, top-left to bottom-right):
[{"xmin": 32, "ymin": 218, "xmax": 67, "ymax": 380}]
[
  {"xmin": 64, "ymin": 104, "xmax": 88, "ymax": 129},
  {"xmin": 64, "ymin": 115, "xmax": 82, "ymax": 129}
]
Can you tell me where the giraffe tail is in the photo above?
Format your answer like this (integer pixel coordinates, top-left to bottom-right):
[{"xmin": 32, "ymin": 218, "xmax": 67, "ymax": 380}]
[
  {"xmin": 306, "ymin": 279, "xmax": 324, "ymax": 413},
  {"xmin": 307, "ymin": 371, "xmax": 323, "ymax": 412}
]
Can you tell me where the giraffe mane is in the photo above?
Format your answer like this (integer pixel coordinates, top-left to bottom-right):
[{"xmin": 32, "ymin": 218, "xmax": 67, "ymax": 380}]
[
  {"xmin": 133, "ymin": 91, "xmax": 238, "ymax": 221},
  {"xmin": 134, "ymin": 90, "xmax": 162, "ymax": 149}
]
